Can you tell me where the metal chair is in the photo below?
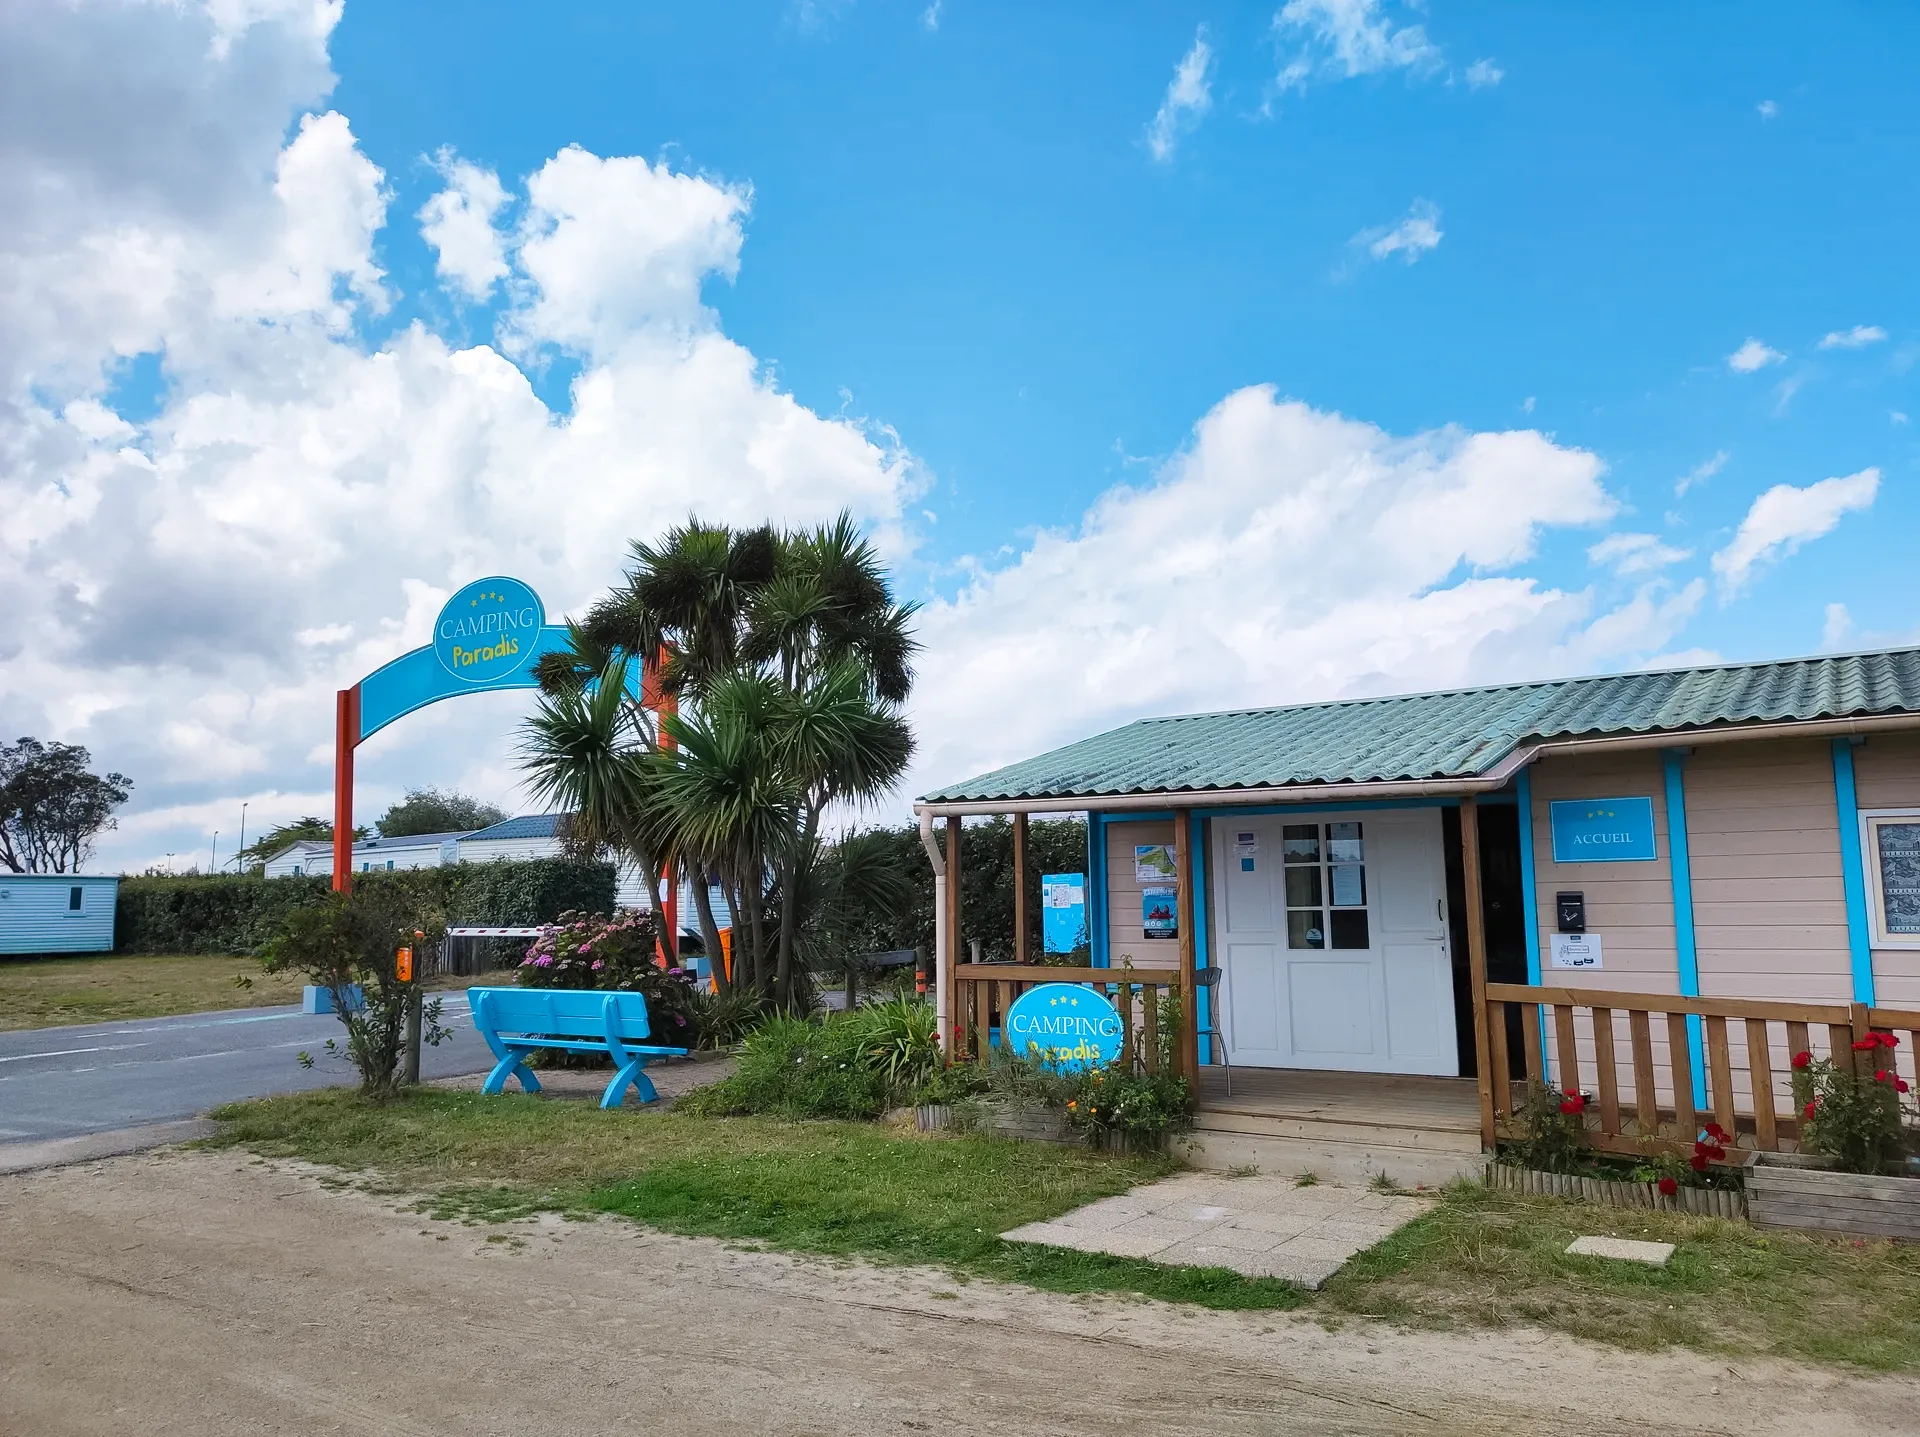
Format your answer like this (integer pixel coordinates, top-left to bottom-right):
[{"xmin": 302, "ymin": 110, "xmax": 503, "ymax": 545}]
[{"xmin": 1195, "ymin": 965, "xmax": 1230, "ymax": 1095}]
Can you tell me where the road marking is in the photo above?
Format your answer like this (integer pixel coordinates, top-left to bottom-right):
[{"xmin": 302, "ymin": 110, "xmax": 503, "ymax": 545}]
[{"xmin": 0, "ymin": 1043, "xmax": 148, "ymax": 1064}]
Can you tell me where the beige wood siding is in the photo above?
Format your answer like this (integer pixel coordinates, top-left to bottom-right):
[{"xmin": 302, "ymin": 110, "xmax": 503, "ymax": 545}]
[
  {"xmin": 1853, "ymin": 731, "xmax": 1920, "ymax": 1007},
  {"xmin": 1103, "ymin": 819, "xmax": 1180, "ymax": 971},
  {"xmin": 1527, "ymin": 751, "xmax": 1679, "ymax": 999},
  {"xmin": 1684, "ymin": 738, "xmax": 1851, "ymax": 1004}
]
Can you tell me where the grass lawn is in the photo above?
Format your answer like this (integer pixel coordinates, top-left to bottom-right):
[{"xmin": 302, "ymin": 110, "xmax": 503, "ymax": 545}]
[
  {"xmin": 1322, "ymin": 1183, "xmax": 1920, "ymax": 1372},
  {"xmin": 209, "ymin": 1087, "xmax": 1920, "ymax": 1371},
  {"xmin": 0, "ymin": 952, "xmax": 306, "ymax": 1030},
  {"xmin": 207, "ymin": 1088, "xmax": 1302, "ymax": 1310}
]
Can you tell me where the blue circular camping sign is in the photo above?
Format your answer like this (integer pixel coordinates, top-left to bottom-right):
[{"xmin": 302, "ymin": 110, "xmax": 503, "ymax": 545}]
[
  {"xmin": 433, "ymin": 576, "xmax": 545, "ymax": 685},
  {"xmin": 1003, "ymin": 982, "xmax": 1125, "ymax": 1071}
]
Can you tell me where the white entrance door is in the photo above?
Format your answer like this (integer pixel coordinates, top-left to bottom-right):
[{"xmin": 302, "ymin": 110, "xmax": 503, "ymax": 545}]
[{"xmin": 1213, "ymin": 810, "xmax": 1458, "ymax": 1076}]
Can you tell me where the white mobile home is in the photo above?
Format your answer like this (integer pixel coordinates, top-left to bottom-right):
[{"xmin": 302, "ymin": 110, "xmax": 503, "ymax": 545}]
[
  {"xmin": 0, "ymin": 874, "xmax": 120, "ymax": 954},
  {"xmin": 263, "ymin": 831, "xmax": 466, "ymax": 878}
]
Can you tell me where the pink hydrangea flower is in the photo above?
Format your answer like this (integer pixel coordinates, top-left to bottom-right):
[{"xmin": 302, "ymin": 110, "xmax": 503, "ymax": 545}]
[
  {"xmin": 590, "ymin": 959, "xmax": 604, "ymax": 971},
  {"xmin": 534, "ymin": 955, "xmax": 554, "ymax": 968}
]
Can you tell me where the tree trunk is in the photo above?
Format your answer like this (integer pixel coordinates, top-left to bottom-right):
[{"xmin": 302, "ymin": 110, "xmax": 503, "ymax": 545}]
[
  {"xmin": 690, "ymin": 872, "xmax": 729, "ymax": 995},
  {"xmin": 745, "ymin": 869, "xmax": 768, "ymax": 998},
  {"xmin": 773, "ymin": 853, "xmax": 797, "ymax": 1011}
]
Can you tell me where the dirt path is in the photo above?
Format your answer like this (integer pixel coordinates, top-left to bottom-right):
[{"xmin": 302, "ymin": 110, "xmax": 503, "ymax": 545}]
[{"xmin": 0, "ymin": 1150, "xmax": 1910, "ymax": 1436}]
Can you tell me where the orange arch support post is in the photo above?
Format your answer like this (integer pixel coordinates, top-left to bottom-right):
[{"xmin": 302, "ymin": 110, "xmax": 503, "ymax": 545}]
[{"xmin": 332, "ymin": 686, "xmax": 360, "ymax": 893}]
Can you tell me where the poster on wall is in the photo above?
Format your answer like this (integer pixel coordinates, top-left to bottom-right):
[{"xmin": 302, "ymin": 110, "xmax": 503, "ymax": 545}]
[
  {"xmin": 1550, "ymin": 933, "xmax": 1604, "ymax": 970},
  {"xmin": 1548, "ymin": 798, "xmax": 1657, "ymax": 863},
  {"xmin": 1141, "ymin": 886, "xmax": 1177, "ymax": 939},
  {"xmin": 1234, "ymin": 830, "xmax": 1257, "ymax": 872},
  {"xmin": 1040, "ymin": 873, "xmax": 1088, "ymax": 954},
  {"xmin": 1133, "ymin": 845, "xmax": 1177, "ymax": 883},
  {"xmin": 1873, "ymin": 821, "xmax": 1920, "ymax": 936}
]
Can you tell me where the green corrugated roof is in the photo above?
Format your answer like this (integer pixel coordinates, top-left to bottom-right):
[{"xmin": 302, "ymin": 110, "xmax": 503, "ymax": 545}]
[{"xmin": 921, "ymin": 647, "xmax": 1920, "ymax": 804}]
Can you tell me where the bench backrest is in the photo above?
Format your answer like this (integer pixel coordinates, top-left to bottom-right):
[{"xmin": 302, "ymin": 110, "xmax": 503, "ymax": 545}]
[{"xmin": 468, "ymin": 986, "xmax": 654, "ymax": 1042}]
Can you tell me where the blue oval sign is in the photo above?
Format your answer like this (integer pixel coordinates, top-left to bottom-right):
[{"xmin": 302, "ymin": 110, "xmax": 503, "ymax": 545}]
[
  {"xmin": 1003, "ymin": 982, "xmax": 1125, "ymax": 1072},
  {"xmin": 433, "ymin": 577, "xmax": 546, "ymax": 685}
]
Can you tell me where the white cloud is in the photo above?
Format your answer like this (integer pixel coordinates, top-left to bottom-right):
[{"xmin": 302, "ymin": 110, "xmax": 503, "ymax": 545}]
[
  {"xmin": 1711, "ymin": 469, "xmax": 1880, "ymax": 597},
  {"xmin": 1588, "ymin": 532, "xmax": 1692, "ymax": 576},
  {"xmin": 1146, "ymin": 29, "xmax": 1214, "ymax": 163},
  {"xmin": 1727, "ymin": 338, "xmax": 1784, "ymax": 373},
  {"xmin": 1822, "ymin": 602, "xmax": 1853, "ymax": 650},
  {"xmin": 1674, "ymin": 449, "xmax": 1727, "ymax": 497},
  {"xmin": 906, "ymin": 390, "xmax": 1685, "ymax": 800},
  {"xmin": 1352, "ymin": 200, "xmax": 1442, "ymax": 264},
  {"xmin": 1521, "ymin": 396, "xmax": 1535, "ymax": 413},
  {"xmin": 0, "ymin": 0, "xmax": 920, "ymax": 874},
  {"xmin": 1819, "ymin": 324, "xmax": 1887, "ymax": 350},
  {"xmin": 1273, "ymin": 0, "xmax": 1441, "ymax": 93},
  {"xmin": 922, "ymin": 1, "xmax": 941, "ymax": 30},
  {"xmin": 1894, "ymin": 411, "xmax": 1910, "ymax": 426},
  {"xmin": 1757, "ymin": 99, "xmax": 1778, "ymax": 119},
  {"xmin": 1464, "ymin": 58, "xmax": 1503, "ymax": 88},
  {"xmin": 418, "ymin": 152, "xmax": 510, "ymax": 301}
]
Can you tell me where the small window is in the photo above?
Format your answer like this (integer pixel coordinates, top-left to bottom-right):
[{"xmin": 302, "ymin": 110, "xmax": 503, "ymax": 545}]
[
  {"xmin": 291, "ymin": 864, "xmax": 302, "ymax": 876},
  {"xmin": 387, "ymin": 860, "xmax": 395, "ymax": 871},
  {"xmin": 1864, "ymin": 813, "xmax": 1920, "ymax": 948},
  {"xmin": 1283, "ymin": 821, "xmax": 1370, "ymax": 950},
  {"xmin": 69, "ymin": 886, "xmax": 84, "ymax": 913}
]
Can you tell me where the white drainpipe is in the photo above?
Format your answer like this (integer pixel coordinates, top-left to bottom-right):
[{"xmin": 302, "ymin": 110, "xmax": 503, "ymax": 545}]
[{"xmin": 918, "ymin": 809, "xmax": 949, "ymax": 1055}]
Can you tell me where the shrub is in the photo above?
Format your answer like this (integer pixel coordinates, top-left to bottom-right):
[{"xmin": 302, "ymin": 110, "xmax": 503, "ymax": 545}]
[
  {"xmin": 1791, "ymin": 1037, "xmax": 1914, "ymax": 1174},
  {"xmin": 1063, "ymin": 1066, "xmax": 1193, "ymax": 1146},
  {"xmin": 1510, "ymin": 1080, "xmax": 1591, "ymax": 1174},
  {"xmin": 840, "ymin": 997, "xmax": 941, "ymax": 1094},
  {"xmin": 259, "ymin": 886, "xmax": 450, "ymax": 1099},
  {"xmin": 678, "ymin": 1011, "xmax": 893, "ymax": 1120},
  {"xmin": 514, "ymin": 909, "xmax": 701, "ymax": 1044},
  {"xmin": 114, "ymin": 858, "xmax": 616, "ymax": 955}
]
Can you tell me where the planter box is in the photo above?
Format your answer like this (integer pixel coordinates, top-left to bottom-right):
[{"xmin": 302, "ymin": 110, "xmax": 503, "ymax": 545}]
[
  {"xmin": 1747, "ymin": 1153, "xmax": 1920, "ymax": 1240},
  {"xmin": 915, "ymin": 1104, "xmax": 950, "ymax": 1133},
  {"xmin": 988, "ymin": 1106, "xmax": 1074, "ymax": 1144},
  {"xmin": 1487, "ymin": 1162, "xmax": 1748, "ymax": 1220}
]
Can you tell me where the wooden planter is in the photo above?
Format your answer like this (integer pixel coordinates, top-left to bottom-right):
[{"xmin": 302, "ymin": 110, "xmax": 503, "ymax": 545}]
[
  {"xmin": 1487, "ymin": 1162, "xmax": 1748, "ymax": 1220},
  {"xmin": 915, "ymin": 1104, "xmax": 950, "ymax": 1133},
  {"xmin": 988, "ymin": 1105, "xmax": 1075, "ymax": 1144},
  {"xmin": 1747, "ymin": 1154, "xmax": 1920, "ymax": 1240}
]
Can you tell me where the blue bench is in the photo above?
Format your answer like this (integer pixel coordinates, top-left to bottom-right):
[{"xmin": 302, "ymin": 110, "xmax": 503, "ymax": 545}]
[{"xmin": 468, "ymin": 986, "xmax": 690, "ymax": 1110}]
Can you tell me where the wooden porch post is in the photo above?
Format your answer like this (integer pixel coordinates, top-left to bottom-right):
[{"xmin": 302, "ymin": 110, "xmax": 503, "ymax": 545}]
[
  {"xmin": 1012, "ymin": 812, "xmax": 1030, "ymax": 964},
  {"xmin": 1461, "ymin": 796, "xmax": 1497, "ymax": 1150},
  {"xmin": 1174, "ymin": 807, "xmax": 1199, "ymax": 1082}
]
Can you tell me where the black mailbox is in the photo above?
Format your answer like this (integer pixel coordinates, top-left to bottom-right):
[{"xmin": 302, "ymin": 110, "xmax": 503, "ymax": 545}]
[{"xmin": 1556, "ymin": 891, "xmax": 1586, "ymax": 934}]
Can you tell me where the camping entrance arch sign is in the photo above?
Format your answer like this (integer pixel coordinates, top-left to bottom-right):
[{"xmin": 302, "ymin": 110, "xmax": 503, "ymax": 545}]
[
  {"xmin": 330, "ymin": 576, "xmax": 571, "ymax": 890},
  {"xmin": 1002, "ymin": 982, "xmax": 1125, "ymax": 1071}
]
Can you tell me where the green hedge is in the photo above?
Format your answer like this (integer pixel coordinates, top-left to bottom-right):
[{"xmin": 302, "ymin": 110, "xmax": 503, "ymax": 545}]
[{"xmin": 114, "ymin": 858, "xmax": 617, "ymax": 955}]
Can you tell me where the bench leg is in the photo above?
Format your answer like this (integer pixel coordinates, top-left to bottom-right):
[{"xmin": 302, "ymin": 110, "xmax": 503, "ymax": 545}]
[
  {"xmin": 601, "ymin": 1059, "xmax": 659, "ymax": 1109},
  {"xmin": 482, "ymin": 1053, "xmax": 543, "ymax": 1096}
]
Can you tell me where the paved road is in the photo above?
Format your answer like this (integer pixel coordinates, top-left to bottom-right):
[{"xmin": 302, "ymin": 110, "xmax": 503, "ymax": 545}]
[{"xmin": 0, "ymin": 996, "xmax": 495, "ymax": 1143}]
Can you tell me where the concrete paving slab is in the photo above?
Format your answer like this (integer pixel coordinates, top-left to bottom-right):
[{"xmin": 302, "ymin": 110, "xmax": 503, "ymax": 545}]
[{"xmin": 1566, "ymin": 1235, "xmax": 1675, "ymax": 1266}]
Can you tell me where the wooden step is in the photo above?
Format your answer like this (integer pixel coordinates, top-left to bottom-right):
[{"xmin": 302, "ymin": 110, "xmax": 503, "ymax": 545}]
[
  {"xmin": 1193, "ymin": 1106, "xmax": 1484, "ymax": 1155},
  {"xmin": 1186, "ymin": 1126, "xmax": 1485, "ymax": 1189}
]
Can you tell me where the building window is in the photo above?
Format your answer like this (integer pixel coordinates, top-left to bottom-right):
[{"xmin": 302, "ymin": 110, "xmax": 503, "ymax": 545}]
[
  {"xmin": 1863, "ymin": 812, "xmax": 1920, "ymax": 948},
  {"xmin": 291, "ymin": 865, "xmax": 302, "ymax": 876},
  {"xmin": 1281, "ymin": 821, "xmax": 1369, "ymax": 950},
  {"xmin": 69, "ymin": 886, "xmax": 84, "ymax": 913}
]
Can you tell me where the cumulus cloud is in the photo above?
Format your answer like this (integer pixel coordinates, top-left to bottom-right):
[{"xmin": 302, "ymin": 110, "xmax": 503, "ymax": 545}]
[
  {"xmin": 1588, "ymin": 532, "xmax": 1692, "ymax": 576},
  {"xmin": 1351, "ymin": 200, "xmax": 1442, "ymax": 264},
  {"xmin": 1727, "ymin": 338, "xmax": 1784, "ymax": 373},
  {"xmin": 418, "ymin": 152, "xmax": 510, "ymax": 301},
  {"xmin": 1819, "ymin": 324, "xmax": 1887, "ymax": 350},
  {"xmin": 1273, "ymin": 0, "xmax": 1441, "ymax": 92},
  {"xmin": 1464, "ymin": 58, "xmax": 1503, "ymax": 88},
  {"xmin": 0, "ymin": 0, "xmax": 918, "ymax": 872},
  {"xmin": 1757, "ymin": 100, "xmax": 1778, "ymax": 119},
  {"xmin": 906, "ymin": 391, "xmax": 1676, "ymax": 797},
  {"xmin": 1711, "ymin": 469, "xmax": 1880, "ymax": 598},
  {"xmin": 1146, "ymin": 28, "xmax": 1214, "ymax": 163}
]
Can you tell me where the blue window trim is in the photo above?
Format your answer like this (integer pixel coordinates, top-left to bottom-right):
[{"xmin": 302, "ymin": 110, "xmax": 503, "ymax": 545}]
[
  {"xmin": 1515, "ymin": 769, "xmax": 1543, "ymax": 987},
  {"xmin": 1832, "ymin": 737, "xmax": 1876, "ymax": 1005},
  {"xmin": 1189, "ymin": 810, "xmax": 1212, "ymax": 1064},
  {"xmin": 1087, "ymin": 812, "xmax": 1109, "ymax": 968},
  {"xmin": 1662, "ymin": 750, "xmax": 1709, "ymax": 1112}
]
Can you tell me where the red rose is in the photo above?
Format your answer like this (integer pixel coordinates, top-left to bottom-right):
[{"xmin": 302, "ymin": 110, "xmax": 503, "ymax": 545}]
[
  {"xmin": 1899, "ymin": 1079, "xmax": 1912, "ymax": 1094},
  {"xmin": 1703, "ymin": 1122, "xmax": 1731, "ymax": 1143},
  {"xmin": 1803, "ymin": 1100, "xmax": 1817, "ymax": 1119},
  {"xmin": 1885, "ymin": 1033, "xmax": 1901, "ymax": 1048},
  {"xmin": 1876, "ymin": 1069, "xmax": 1893, "ymax": 1084},
  {"xmin": 1559, "ymin": 1094, "xmax": 1587, "ymax": 1115},
  {"xmin": 1791, "ymin": 1050, "xmax": 1812, "ymax": 1069},
  {"xmin": 1852, "ymin": 1038, "xmax": 1879, "ymax": 1052},
  {"xmin": 1689, "ymin": 1152, "xmax": 1709, "ymax": 1171},
  {"xmin": 1700, "ymin": 1142, "xmax": 1726, "ymax": 1162},
  {"xmin": 1658, "ymin": 1176, "xmax": 1679, "ymax": 1196}
]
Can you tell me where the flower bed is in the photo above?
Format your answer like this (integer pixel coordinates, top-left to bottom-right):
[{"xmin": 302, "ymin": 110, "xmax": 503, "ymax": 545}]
[{"xmin": 1487, "ymin": 1161, "xmax": 1748, "ymax": 1219}]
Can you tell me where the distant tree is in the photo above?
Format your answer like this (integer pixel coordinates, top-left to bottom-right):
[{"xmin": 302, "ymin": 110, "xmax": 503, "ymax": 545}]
[
  {"xmin": 0, "ymin": 737, "xmax": 133, "ymax": 874},
  {"xmin": 240, "ymin": 816, "xmax": 364, "ymax": 869},
  {"xmin": 374, "ymin": 787, "xmax": 507, "ymax": 838}
]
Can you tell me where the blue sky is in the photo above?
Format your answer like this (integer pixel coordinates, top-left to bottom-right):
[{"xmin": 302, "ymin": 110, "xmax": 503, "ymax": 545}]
[
  {"xmin": 4, "ymin": 0, "xmax": 1918, "ymax": 870},
  {"xmin": 327, "ymin": 0, "xmax": 1919, "ymax": 651}
]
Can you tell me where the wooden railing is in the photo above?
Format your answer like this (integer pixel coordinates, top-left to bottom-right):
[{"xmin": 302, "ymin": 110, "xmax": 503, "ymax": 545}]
[
  {"xmin": 950, "ymin": 964, "xmax": 1181, "ymax": 1073},
  {"xmin": 1484, "ymin": 982, "xmax": 1920, "ymax": 1155}
]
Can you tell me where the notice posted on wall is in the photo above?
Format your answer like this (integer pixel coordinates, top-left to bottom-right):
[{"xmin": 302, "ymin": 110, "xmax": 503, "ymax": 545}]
[
  {"xmin": 1134, "ymin": 845, "xmax": 1177, "ymax": 883},
  {"xmin": 1234, "ymin": 830, "xmax": 1257, "ymax": 872},
  {"xmin": 1549, "ymin": 933, "xmax": 1603, "ymax": 970},
  {"xmin": 1141, "ymin": 886, "xmax": 1177, "ymax": 940}
]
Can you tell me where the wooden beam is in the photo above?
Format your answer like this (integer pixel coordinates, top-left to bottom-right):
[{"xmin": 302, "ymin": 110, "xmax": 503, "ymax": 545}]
[
  {"xmin": 1461, "ymin": 796, "xmax": 1496, "ymax": 1150},
  {"xmin": 1174, "ymin": 808, "xmax": 1199, "ymax": 1083},
  {"xmin": 945, "ymin": 816, "xmax": 963, "ymax": 1052},
  {"xmin": 1012, "ymin": 812, "xmax": 1030, "ymax": 965}
]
